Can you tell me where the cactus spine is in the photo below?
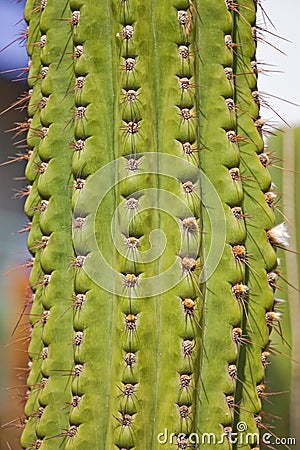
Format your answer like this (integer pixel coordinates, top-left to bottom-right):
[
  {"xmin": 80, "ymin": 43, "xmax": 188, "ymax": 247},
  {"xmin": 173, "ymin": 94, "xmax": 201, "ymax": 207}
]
[{"xmin": 13, "ymin": 0, "xmax": 286, "ymax": 448}]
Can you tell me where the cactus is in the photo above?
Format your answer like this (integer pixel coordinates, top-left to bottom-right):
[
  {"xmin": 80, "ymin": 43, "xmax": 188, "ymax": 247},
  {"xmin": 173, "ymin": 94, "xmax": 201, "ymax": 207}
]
[{"xmin": 5, "ymin": 0, "xmax": 291, "ymax": 448}]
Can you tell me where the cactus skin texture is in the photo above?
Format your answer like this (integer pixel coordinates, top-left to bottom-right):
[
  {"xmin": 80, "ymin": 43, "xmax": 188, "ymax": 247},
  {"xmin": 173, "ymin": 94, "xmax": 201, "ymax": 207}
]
[{"xmin": 17, "ymin": 0, "xmax": 284, "ymax": 449}]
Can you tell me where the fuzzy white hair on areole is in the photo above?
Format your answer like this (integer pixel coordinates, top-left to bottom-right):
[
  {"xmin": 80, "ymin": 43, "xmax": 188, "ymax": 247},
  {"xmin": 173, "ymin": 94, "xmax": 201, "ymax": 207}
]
[
  {"xmin": 266, "ymin": 311, "xmax": 282, "ymax": 322},
  {"xmin": 267, "ymin": 223, "xmax": 290, "ymax": 247}
]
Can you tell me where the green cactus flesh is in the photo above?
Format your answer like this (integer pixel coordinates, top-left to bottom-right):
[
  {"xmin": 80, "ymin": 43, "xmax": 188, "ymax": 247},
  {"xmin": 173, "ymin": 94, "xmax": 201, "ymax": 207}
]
[{"xmin": 18, "ymin": 0, "xmax": 285, "ymax": 449}]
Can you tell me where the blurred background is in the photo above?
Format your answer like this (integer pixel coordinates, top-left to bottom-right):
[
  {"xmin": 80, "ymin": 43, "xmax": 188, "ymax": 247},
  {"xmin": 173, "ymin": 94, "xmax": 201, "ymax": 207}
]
[
  {"xmin": 0, "ymin": 0, "xmax": 299, "ymax": 448},
  {"xmin": 0, "ymin": 0, "xmax": 31, "ymax": 448}
]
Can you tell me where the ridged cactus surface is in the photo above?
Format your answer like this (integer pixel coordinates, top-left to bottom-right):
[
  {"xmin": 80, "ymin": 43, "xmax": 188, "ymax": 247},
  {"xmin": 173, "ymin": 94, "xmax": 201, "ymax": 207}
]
[{"xmin": 15, "ymin": 0, "xmax": 287, "ymax": 449}]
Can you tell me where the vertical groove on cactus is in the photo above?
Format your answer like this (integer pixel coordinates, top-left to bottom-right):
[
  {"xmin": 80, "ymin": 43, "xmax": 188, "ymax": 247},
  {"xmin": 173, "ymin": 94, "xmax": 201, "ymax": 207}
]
[
  {"xmin": 112, "ymin": 3, "xmax": 157, "ymax": 448},
  {"xmin": 22, "ymin": 2, "xmax": 47, "ymax": 447},
  {"xmin": 69, "ymin": 2, "xmax": 119, "ymax": 448},
  {"xmin": 195, "ymin": 0, "xmax": 246, "ymax": 444},
  {"xmin": 21, "ymin": 2, "xmax": 76, "ymax": 449},
  {"xmin": 148, "ymin": 2, "xmax": 203, "ymax": 445},
  {"xmin": 231, "ymin": 0, "xmax": 277, "ymax": 445}
]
